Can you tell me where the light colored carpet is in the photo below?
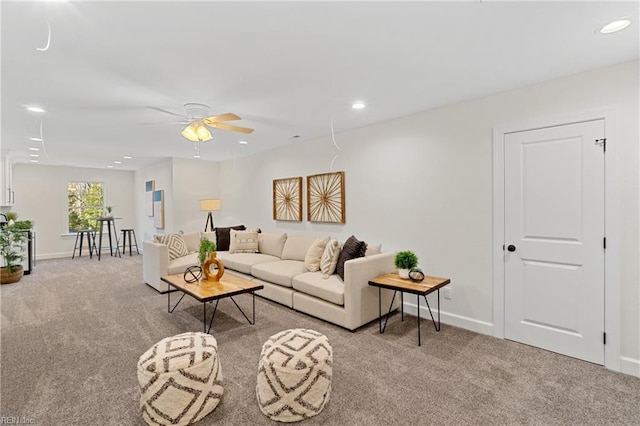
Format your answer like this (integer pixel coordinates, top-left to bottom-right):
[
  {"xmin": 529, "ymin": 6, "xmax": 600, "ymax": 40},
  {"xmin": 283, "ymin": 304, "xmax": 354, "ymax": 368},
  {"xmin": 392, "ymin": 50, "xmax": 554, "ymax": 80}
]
[{"xmin": 1, "ymin": 255, "xmax": 639, "ymax": 425}]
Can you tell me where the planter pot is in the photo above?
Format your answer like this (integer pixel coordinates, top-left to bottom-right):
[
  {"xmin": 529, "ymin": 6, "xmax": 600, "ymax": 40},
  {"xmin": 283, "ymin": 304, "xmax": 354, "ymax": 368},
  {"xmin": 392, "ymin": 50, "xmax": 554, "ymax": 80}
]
[
  {"xmin": 398, "ymin": 269, "xmax": 410, "ymax": 279},
  {"xmin": 1, "ymin": 266, "xmax": 23, "ymax": 284}
]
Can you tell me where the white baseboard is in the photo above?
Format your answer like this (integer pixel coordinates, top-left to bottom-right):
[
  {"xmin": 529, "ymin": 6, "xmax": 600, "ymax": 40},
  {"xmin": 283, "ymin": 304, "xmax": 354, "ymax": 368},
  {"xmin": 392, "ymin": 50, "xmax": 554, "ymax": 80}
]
[
  {"xmin": 620, "ymin": 356, "xmax": 640, "ymax": 378},
  {"xmin": 37, "ymin": 252, "xmax": 73, "ymax": 260},
  {"xmin": 402, "ymin": 301, "xmax": 494, "ymax": 336}
]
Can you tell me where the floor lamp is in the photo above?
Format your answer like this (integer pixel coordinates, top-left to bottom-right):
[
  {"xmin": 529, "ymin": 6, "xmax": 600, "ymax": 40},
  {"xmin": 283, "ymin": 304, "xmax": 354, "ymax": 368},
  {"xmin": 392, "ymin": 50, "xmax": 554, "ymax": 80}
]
[{"xmin": 200, "ymin": 199, "xmax": 221, "ymax": 232}]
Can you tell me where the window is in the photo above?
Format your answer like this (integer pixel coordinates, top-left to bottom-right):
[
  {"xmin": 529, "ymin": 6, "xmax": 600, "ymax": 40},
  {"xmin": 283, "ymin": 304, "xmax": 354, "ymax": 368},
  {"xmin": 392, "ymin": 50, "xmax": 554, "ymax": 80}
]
[{"xmin": 67, "ymin": 182, "xmax": 104, "ymax": 232}]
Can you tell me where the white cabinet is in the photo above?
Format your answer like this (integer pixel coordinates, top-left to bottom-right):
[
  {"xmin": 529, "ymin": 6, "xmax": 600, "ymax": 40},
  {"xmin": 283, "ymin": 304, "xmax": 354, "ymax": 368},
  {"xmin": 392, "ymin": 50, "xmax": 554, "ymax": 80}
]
[{"xmin": 1, "ymin": 154, "xmax": 15, "ymax": 207}]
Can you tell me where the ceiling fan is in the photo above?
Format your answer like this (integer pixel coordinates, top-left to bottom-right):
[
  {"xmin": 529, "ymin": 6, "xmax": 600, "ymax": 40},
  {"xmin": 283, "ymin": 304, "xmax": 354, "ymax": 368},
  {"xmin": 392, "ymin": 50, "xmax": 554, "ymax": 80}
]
[{"xmin": 152, "ymin": 102, "xmax": 254, "ymax": 142}]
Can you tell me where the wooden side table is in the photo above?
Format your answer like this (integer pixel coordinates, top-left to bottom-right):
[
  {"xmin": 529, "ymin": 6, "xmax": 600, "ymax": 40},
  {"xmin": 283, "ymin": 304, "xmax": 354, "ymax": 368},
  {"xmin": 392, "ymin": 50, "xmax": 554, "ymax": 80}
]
[{"xmin": 369, "ymin": 272, "xmax": 451, "ymax": 346}]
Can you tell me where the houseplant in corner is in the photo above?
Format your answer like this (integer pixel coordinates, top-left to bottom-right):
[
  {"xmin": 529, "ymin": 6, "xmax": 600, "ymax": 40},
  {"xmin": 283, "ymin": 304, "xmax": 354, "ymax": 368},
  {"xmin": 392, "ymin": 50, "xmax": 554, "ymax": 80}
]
[
  {"xmin": 394, "ymin": 250, "xmax": 418, "ymax": 279},
  {"xmin": 0, "ymin": 225, "xmax": 28, "ymax": 284},
  {"xmin": 199, "ymin": 238, "xmax": 224, "ymax": 282}
]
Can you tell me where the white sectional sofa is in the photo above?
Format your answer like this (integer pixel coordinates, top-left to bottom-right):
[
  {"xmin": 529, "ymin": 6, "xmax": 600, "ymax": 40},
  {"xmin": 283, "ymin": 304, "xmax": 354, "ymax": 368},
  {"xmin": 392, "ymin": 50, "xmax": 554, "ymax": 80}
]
[{"xmin": 143, "ymin": 230, "xmax": 399, "ymax": 330}]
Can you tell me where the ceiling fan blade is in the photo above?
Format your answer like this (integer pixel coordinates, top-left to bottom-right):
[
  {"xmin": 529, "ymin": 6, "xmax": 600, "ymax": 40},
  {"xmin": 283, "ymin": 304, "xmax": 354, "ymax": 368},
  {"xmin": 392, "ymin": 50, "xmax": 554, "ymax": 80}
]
[
  {"xmin": 146, "ymin": 106, "xmax": 185, "ymax": 117},
  {"xmin": 203, "ymin": 113, "xmax": 241, "ymax": 124},
  {"xmin": 209, "ymin": 122, "xmax": 254, "ymax": 134}
]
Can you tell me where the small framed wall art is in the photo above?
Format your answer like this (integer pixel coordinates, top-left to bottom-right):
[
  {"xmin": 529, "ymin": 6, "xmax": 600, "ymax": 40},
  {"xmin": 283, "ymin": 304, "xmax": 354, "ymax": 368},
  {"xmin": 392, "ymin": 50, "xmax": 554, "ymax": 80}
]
[
  {"xmin": 307, "ymin": 171, "xmax": 345, "ymax": 223},
  {"xmin": 145, "ymin": 180, "xmax": 155, "ymax": 217},
  {"xmin": 273, "ymin": 177, "xmax": 303, "ymax": 221},
  {"xmin": 153, "ymin": 189, "xmax": 164, "ymax": 229}
]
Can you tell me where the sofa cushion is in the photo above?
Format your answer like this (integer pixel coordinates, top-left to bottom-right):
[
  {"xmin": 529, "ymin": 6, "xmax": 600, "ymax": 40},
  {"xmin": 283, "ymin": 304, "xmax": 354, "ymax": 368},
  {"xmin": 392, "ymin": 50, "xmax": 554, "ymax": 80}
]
[
  {"xmin": 251, "ymin": 260, "xmax": 308, "ymax": 288},
  {"xmin": 292, "ymin": 272, "xmax": 345, "ymax": 306},
  {"xmin": 366, "ymin": 243, "xmax": 382, "ymax": 256},
  {"xmin": 304, "ymin": 237, "xmax": 330, "ymax": 272},
  {"xmin": 182, "ymin": 231, "xmax": 201, "ymax": 253},
  {"xmin": 320, "ymin": 240, "xmax": 341, "ymax": 277},
  {"xmin": 229, "ymin": 230, "xmax": 259, "ymax": 254},
  {"xmin": 281, "ymin": 234, "xmax": 318, "ymax": 261},
  {"xmin": 167, "ymin": 252, "xmax": 199, "ymax": 275},
  {"xmin": 258, "ymin": 232, "xmax": 287, "ymax": 258},
  {"xmin": 335, "ymin": 235, "xmax": 367, "ymax": 280},
  {"xmin": 154, "ymin": 233, "xmax": 189, "ymax": 261},
  {"xmin": 215, "ymin": 225, "xmax": 246, "ymax": 251},
  {"xmin": 217, "ymin": 252, "xmax": 280, "ymax": 275}
]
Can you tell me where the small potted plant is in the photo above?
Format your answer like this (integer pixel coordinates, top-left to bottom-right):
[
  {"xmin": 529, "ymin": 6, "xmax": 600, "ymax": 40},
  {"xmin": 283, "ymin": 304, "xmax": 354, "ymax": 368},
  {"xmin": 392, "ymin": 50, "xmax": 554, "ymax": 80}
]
[
  {"xmin": 105, "ymin": 206, "xmax": 114, "ymax": 217},
  {"xmin": 0, "ymin": 225, "xmax": 28, "ymax": 284},
  {"xmin": 198, "ymin": 238, "xmax": 217, "ymax": 266},
  {"xmin": 395, "ymin": 250, "xmax": 418, "ymax": 279},
  {"xmin": 5, "ymin": 211, "xmax": 18, "ymax": 226}
]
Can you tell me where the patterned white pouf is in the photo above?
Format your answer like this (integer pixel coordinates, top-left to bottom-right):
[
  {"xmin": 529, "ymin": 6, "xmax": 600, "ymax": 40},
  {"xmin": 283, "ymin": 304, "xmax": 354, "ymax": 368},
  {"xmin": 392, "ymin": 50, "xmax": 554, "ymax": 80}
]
[
  {"xmin": 256, "ymin": 329, "xmax": 333, "ymax": 422},
  {"xmin": 137, "ymin": 332, "xmax": 224, "ymax": 426}
]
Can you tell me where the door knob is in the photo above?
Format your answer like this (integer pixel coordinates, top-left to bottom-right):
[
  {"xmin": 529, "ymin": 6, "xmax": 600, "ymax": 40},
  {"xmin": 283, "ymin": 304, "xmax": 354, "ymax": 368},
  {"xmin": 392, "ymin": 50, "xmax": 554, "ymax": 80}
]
[{"xmin": 507, "ymin": 245, "xmax": 516, "ymax": 252}]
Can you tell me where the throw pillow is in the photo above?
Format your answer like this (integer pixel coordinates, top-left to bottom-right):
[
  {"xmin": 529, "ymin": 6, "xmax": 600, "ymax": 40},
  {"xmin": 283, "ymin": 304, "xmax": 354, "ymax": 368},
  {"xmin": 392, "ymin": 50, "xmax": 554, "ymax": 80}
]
[
  {"xmin": 215, "ymin": 225, "xmax": 246, "ymax": 251},
  {"xmin": 154, "ymin": 233, "xmax": 189, "ymax": 261},
  {"xmin": 320, "ymin": 240, "xmax": 341, "ymax": 278},
  {"xmin": 304, "ymin": 237, "xmax": 330, "ymax": 272},
  {"xmin": 335, "ymin": 235, "xmax": 367, "ymax": 280},
  {"xmin": 229, "ymin": 230, "xmax": 259, "ymax": 254},
  {"xmin": 365, "ymin": 244, "xmax": 382, "ymax": 256}
]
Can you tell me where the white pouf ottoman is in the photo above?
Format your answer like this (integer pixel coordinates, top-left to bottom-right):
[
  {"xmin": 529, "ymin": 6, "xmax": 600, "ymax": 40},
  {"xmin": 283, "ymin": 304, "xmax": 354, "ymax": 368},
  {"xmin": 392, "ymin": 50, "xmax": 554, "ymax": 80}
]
[
  {"xmin": 137, "ymin": 332, "xmax": 224, "ymax": 426},
  {"xmin": 256, "ymin": 329, "xmax": 333, "ymax": 422}
]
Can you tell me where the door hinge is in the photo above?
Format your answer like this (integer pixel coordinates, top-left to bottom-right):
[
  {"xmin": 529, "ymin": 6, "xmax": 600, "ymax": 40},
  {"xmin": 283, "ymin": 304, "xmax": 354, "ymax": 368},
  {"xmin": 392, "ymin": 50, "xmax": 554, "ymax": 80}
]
[
  {"xmin": 603, "ymin": 332, "xmax": 607, "ymax": 345},
  {"xmin": 502, "ymin": 244, "xmax": 505, "ymax": 251},
  {"xmin": 595, "ymin": 138, "xmax": 607, "ymax": 152},
  {"xmin": 603, "ymin": 237, "xmax": 606, "ymax": 249}
]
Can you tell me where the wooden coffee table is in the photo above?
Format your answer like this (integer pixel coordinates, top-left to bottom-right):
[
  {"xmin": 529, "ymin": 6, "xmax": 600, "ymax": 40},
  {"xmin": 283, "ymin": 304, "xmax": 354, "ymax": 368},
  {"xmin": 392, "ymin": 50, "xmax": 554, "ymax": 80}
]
[
  {"xmin": 162, "ymin": 273, "xmax": 264, "ymax": 334},
  {"xmin": 369, "ymin": 272, "xmax": 450, "ymax": 346}
]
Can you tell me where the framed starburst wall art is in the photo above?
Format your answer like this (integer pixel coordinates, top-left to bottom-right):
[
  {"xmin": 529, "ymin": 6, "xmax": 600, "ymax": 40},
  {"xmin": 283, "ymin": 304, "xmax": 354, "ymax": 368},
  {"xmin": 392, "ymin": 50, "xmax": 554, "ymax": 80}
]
[
  {"xmin": 273, "ymin": 177, "xmax": 303, "ymax": 221},
  {"xmin": 307, "ymin": 171, "xmax": 345, "ymax": 223}
]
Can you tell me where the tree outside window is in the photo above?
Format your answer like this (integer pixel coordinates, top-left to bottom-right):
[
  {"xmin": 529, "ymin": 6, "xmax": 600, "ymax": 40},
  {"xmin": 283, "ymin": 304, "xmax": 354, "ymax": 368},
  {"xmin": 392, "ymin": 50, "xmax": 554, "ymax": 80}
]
[{"xmin": 68, "ymin": 182, "xmax": 104, "ymax": 232}]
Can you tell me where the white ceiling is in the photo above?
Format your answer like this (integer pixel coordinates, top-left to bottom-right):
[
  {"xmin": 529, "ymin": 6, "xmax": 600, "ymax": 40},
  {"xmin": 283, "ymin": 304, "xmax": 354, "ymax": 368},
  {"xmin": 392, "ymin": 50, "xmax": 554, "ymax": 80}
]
[{"xmin": 2, "ymin": 1, "xmax": 638, "ymax": 171}]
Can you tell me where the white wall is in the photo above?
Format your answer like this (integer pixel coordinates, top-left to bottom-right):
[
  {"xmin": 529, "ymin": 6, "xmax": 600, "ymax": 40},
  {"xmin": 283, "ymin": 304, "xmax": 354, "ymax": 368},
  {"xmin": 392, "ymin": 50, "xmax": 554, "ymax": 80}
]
[
  {"xmin": 218, "ymin": 60, "xmax": 639, "ymax": 365},
  {"xmin": 11, "ymin": 164, "xmax": 135, "ymax": 258},
  {"xmin": 134, "ymin": 158, "xmax": 220, "ymax": 241}
]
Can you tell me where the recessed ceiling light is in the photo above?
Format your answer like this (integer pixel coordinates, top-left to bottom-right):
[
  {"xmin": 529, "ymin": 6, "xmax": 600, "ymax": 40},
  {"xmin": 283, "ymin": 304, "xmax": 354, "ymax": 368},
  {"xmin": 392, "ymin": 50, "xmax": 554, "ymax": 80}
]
[
  {"xmin": 107, "ymin": 165, "xmax": 113, "ymax": 168},
  {"xmin": 26, "ymin": 106, "xmax": 46, "ymax": 113},
  {"xmin": 30, "ymin": 160, "xmax": 39, "ymax": 163},
  {"xmin": 29, "ymin": 154, "xmax": 39, "ymax": 158},
  {"xmin": 123, "ymin": 156, "xmax": 132, "ymax": 160},
  {"xmin": 600, "ymin": 19, "xmax": 631, "ymax": 34},
  {"xmin": 239, "ymin": 140, "xmax": 248, "ymax": 145},
  {"xmin": 114, "ymin": 161, "xmax": 122, "ymax": 164},
  {"xmin": 28, "ymin": 147, "xmax": 40, "ymax": 151},
  {"xmin": 352, "ymin": 102, "xmax": 366, "ymax": 110},
  {"xmin": 29, "ymin": 137, "xmax": 42, "ymax": 141}
]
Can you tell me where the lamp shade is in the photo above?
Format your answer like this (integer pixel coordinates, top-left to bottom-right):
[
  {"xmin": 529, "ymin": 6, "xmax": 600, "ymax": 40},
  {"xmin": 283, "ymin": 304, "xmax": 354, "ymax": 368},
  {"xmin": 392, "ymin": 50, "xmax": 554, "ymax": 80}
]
[{"xmin": 200, "ymin": 199, "xmax": 221, "ymax": 211}]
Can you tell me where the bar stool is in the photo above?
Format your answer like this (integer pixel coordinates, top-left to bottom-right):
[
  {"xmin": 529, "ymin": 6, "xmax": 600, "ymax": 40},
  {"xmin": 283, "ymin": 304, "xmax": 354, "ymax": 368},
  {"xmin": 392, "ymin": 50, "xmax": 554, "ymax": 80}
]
[
  {"xmin": 120, "ymin": 228, "xmax": 139, "ymax": 256},
  {"xmin": 72, "ymin": 230, "xmax": 96, "ymax": 259}
]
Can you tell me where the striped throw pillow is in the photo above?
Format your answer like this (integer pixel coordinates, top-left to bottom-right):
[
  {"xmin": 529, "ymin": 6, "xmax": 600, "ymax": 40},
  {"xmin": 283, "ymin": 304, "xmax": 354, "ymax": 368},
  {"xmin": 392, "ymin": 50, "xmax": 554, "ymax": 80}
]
[{"xmin": 320, "ymin": 240, "xmax": 341, "ymax": 278}]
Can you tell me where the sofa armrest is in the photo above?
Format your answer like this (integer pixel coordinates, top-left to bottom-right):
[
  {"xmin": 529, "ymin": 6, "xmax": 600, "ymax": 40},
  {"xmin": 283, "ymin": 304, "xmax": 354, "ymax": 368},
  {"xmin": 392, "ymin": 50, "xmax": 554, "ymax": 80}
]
[
  {"xmin": 143, "ymin": 240, "xmax": 170, "ymax": 292},
  {"xmin": 343, "ymin": 252, "xmax": 397, "ymax": 329}
]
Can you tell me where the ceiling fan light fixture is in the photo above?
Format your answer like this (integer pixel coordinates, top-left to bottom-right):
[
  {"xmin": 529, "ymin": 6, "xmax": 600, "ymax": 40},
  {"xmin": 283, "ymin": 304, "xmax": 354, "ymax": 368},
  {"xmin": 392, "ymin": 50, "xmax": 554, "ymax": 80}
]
[
  {"xmin": 182, "ymin": 122, "xmax": 213, "ymax": 142},
  {"xmin": 196, "ymin": 124, "xmax": 212, "ymax": 141},
  {"xmin": 181, "ymin": 123, "xmax": 199, "ymax": 142}
]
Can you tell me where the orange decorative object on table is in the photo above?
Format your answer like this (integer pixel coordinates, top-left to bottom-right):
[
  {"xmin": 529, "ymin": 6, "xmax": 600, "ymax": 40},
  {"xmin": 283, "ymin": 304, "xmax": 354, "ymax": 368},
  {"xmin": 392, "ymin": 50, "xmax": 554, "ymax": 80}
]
[{"xmin": 203, "ymin": 252, "xmax": 225, "ymax": 282}]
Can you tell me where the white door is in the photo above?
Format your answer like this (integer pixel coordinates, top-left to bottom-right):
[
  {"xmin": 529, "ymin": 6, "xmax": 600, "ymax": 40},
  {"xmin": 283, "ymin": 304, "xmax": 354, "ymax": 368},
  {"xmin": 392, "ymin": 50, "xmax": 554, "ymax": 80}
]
[{"xmin": 504, "ymin": 119, "xmax": 605, "ymax": 364}]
